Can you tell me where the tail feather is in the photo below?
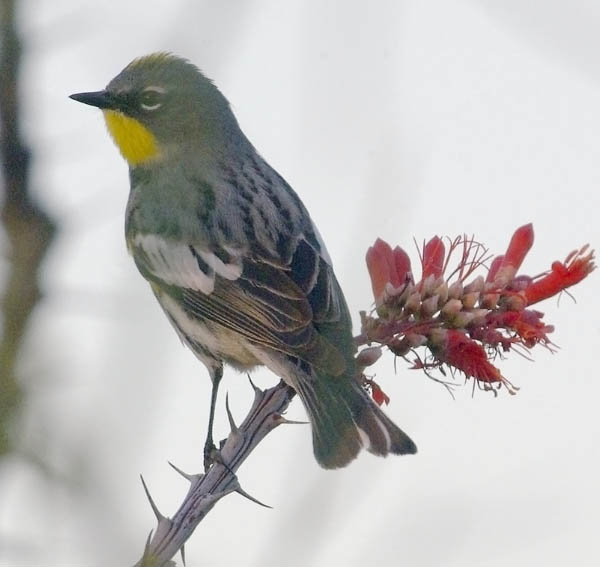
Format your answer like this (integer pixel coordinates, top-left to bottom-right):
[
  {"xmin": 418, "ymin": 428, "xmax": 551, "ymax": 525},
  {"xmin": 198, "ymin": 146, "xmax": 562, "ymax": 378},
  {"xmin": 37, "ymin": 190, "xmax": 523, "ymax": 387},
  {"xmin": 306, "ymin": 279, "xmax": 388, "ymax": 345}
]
[{"xmin": 294, "ymin": 372, "xmax": 417, "ymax": 469}]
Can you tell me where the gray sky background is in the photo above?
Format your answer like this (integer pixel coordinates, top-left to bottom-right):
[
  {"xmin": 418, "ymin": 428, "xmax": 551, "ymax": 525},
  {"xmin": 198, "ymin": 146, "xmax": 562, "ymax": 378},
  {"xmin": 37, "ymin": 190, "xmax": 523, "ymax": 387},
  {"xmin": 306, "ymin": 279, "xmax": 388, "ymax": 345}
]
[{"xmin": 2, "ymin": 1, "xmax": 599, "ymax": 565}]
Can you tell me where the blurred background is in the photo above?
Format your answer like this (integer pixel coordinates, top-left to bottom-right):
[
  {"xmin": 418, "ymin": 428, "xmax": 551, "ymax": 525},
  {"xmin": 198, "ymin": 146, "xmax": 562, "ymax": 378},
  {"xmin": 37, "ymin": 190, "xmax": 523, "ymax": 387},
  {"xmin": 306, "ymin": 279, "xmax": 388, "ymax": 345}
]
[{"xmin": 1, "ymin": 1, "xmax": 599, "ymax": 565}]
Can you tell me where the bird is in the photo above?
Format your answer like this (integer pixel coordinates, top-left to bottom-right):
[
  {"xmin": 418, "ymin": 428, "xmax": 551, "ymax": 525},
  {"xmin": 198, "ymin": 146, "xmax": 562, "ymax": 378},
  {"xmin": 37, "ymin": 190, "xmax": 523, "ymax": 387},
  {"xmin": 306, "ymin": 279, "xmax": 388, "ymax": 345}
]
[{"xmin": 70, "ymin": 52, "xmax": 416, "ymax": 469}]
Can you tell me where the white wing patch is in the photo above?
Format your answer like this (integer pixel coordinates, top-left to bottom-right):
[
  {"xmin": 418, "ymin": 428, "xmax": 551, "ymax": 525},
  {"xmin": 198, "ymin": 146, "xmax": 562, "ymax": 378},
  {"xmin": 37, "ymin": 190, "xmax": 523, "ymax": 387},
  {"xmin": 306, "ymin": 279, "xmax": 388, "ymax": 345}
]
[
  {"xmin": 133, "ymin": 233, "xmax": 242, "ymax": 294},
  {"xmin": 195, "ymin": 247, "xmax": 242, "ymax": 280}
]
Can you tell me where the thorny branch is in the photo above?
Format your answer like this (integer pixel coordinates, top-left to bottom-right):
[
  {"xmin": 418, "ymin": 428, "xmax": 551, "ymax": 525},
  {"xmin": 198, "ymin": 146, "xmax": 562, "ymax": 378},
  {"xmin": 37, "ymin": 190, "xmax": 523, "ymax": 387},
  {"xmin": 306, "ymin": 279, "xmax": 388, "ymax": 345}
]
[
  {"xmin": 0, "ymin": 0, "xmax": 56, "ymax": 456},
  {"xmin": 134, "ymin": 381, "xmax": 296, "ymax": 567}
]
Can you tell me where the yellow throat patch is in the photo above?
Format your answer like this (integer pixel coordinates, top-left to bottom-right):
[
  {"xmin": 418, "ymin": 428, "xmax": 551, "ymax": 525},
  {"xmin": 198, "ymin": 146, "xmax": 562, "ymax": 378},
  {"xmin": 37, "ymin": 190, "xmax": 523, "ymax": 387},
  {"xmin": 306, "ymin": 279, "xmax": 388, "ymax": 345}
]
[{"xmin": 103, "ymin": 110, "xmax": 159, "ymax": 165}]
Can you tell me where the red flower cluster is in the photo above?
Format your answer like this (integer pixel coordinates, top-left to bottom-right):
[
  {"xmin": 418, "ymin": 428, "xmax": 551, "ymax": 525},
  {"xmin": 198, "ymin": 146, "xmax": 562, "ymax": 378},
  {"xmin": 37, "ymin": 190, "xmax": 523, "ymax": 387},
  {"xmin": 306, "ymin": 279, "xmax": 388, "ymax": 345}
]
[{"xmin": 360, "ymin": 224, "xmax": 595, "ymax": 399}]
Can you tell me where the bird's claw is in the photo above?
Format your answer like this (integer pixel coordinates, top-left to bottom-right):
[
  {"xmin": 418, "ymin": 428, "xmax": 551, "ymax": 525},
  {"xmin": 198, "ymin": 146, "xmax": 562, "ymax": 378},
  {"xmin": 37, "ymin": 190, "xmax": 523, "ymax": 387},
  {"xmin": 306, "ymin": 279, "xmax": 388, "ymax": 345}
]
[{"xmin": 203, "ymin": 439, "xmax": 219, "ymax": 472}]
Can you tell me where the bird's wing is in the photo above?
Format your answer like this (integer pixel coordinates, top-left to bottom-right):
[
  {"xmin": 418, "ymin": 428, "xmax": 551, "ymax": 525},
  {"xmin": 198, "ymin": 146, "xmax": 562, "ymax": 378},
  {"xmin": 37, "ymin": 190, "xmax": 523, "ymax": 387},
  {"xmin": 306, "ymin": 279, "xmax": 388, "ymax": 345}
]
[{"xmin": 131, "ymin": 232, "xmax": 348, "ymax": 375}]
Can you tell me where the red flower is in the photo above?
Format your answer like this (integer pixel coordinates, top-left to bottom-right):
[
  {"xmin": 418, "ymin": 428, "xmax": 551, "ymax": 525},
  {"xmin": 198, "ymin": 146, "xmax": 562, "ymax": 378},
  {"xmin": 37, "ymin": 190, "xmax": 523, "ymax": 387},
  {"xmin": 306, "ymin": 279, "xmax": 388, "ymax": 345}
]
[
  {"xmin": 364, "ymin": 378, "xmax": 390, "ymax": 406},
  {"xmin": 486, "ymin": 255, "xmax": 504, "ymax": 283},
  {"xmin": 523, "ymin": 245, "xmax": 595, "ymax": 305},
  {"xmin": 366, "ymin": 238, "xmax": 412, "ymax": 305},
  {"xmin": 493, "ymin": 223, "xmax": 534, "ymax": 285},
  {"xmin": 393, "ymin": 246, "xmax": 412, "ymax": 286},
  {"xmin": 420, "ymin": 236, "xmax": 445, "ymax": 283},
  {"xmin": 361, "ymin": 224, "xmax": 595, "ymax": 398},
  {"xmin": 429, "ymin": 329, "xmax": 507, "ymax": 387}
]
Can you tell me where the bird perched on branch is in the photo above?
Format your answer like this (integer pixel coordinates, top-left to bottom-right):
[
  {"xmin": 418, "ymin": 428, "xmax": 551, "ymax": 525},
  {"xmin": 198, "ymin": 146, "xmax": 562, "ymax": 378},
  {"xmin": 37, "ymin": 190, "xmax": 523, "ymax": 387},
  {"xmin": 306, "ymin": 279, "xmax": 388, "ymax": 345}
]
[{"xmin": 70, "ymin": 53, "xmax": 416, "ymax": 469}]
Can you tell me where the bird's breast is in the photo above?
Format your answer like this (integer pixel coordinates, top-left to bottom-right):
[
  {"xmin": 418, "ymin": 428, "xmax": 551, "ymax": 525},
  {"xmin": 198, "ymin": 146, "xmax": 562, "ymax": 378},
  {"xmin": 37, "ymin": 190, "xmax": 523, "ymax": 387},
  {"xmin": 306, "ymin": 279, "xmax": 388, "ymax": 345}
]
[{"xmin": 103, "ymin": 110, "xmax": 160, "ymax": 165}]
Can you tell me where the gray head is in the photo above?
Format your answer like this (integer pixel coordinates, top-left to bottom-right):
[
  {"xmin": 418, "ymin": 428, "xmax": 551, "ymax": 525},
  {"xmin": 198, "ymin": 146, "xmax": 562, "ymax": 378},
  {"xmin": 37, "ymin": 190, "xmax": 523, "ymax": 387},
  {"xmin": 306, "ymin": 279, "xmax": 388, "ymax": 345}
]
[{"xmin": 70, "ymin": 53, "xmax": 243, "ymax": 162}]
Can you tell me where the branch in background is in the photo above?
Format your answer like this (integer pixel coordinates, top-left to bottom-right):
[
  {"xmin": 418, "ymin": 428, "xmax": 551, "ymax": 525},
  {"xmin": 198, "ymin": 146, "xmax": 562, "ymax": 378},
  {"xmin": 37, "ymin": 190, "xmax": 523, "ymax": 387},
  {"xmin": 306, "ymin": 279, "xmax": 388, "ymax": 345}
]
[
  {"xmin": 134, "ymin": 381, "xmax": 296, "ymax": 567},
  {"xmin": 0, "ymin": 0, "xmax": 56, "ymax": 456}
]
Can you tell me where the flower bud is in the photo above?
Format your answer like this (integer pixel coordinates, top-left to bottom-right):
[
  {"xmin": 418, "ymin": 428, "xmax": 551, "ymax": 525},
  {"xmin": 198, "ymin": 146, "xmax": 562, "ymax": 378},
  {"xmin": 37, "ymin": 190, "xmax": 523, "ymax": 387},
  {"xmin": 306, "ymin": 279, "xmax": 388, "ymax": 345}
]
[
  {"xmin": 421, "ymin": 295, "xmax": 440, "ymax": 317},
  {"xmin": 375, "ymin": 303, "xmax": 390, "ymax": 319},
  {"xmin": 404, "ymin": 291, "xmax": 422, "ymax": 314},
  {"xmin": 434, "ymin": 281, "xmax": 449, "ymax": 305},
  {"xmin": 398, "ymin": 281, "xmax": 414, "ymax": 302},
  {"xmin": 503, "ymin": 294, "xmax": 527, "ymax": 312},
  {"xmin": 420, "ymin": 274, "xmax": 437, "ymax": 297},
  {"xmin": 462, "ymin": 291, "xmax": 480, "ymax": 309},
  {"xmin": 356, "ymin": 346, "xmax": 383, "ymax": 368},
  {"xmin": 464, "ymin": 275, "xmax": 484, "ymax": 294},
  {"xmin": 480, "ymin": 293, "xmax": 499, "ymax": 310},
  {"xmin": 469, "ymin": 308, "xmax": 490, "ymax": 326},
  {"xmin": 453, "ymin": 311, "xmax": 475, "ymax": 328},
  {"xmin": 388, "ymin": 337, "xmax": 410, "ymax": 357},
  {"xmin": 448, "ymin": 280, "xmax": 463, "ymax": 300},
  {"xmin": 442, "ymin": 298, "xmax": 463, "ymax": 317}
]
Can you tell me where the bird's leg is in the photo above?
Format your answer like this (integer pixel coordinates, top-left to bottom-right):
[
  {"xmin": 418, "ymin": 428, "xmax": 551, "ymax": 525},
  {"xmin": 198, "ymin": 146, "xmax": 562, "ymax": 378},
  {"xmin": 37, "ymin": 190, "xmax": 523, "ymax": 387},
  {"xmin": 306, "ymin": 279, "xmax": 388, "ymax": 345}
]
[{"xmin": 204, "ymin": 363, "xmax": 223, "ymax": 471}]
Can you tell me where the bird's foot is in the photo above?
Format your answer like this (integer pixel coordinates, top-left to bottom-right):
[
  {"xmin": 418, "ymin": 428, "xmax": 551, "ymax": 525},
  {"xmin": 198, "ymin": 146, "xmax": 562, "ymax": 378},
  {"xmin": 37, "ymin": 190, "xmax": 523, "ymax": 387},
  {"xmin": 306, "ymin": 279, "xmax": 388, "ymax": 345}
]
[{"xmin": 203, "ymin": 439, "xmax": 220, "ymax": 472}]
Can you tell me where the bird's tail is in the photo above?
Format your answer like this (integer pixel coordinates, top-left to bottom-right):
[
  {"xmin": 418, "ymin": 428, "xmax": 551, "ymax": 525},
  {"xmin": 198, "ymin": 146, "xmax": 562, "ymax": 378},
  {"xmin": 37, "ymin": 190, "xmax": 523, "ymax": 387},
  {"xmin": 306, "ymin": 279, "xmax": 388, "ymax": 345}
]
[{"xmin": 293, "ymin": 372, "xmax": 417, "ymax": 469}]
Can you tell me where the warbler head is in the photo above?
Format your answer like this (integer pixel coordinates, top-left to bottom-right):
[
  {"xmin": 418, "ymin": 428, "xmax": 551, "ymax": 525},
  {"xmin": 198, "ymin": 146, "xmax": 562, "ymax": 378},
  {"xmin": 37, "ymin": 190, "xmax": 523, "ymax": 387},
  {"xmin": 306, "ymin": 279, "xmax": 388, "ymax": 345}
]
[{"xmin": 70, "ymin": 52, "xmax": 241, "ymax": 166}]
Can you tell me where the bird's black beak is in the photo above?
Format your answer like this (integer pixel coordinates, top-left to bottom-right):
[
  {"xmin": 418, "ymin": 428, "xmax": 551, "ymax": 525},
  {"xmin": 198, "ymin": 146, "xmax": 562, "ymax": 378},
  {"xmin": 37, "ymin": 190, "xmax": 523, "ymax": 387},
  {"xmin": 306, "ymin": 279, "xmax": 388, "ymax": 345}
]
[{"xmin": 69, "ymin": 90, "xmax": 115, "ymax": 110}]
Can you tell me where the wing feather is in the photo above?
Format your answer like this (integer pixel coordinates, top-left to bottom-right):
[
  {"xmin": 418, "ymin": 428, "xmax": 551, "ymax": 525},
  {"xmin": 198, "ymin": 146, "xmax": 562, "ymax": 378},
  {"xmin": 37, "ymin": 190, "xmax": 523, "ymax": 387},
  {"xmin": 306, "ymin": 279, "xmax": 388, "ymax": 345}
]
[{"xmin": 132, "ymin": 231, "xmax": 347, "ymax": 375}]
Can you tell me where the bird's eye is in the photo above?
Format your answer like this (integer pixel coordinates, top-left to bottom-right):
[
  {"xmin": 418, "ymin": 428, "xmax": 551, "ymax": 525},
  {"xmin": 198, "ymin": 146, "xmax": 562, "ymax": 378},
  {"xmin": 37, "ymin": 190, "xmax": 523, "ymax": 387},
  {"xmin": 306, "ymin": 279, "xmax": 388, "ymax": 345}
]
[{"xmin": 139, "ymin": 87, "xmax": 165, "ymax": 111}]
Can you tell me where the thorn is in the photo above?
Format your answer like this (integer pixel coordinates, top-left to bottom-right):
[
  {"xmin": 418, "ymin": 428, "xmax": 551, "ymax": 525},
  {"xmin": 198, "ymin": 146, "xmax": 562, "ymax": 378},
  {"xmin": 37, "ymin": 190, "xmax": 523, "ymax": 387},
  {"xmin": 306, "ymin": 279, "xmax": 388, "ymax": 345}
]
[
  {"xmin": 274, "ymin": 415, "xmax": 309, "ymax": 426},
  {"xmin": 246, "ymin": 373, "xmax": 261, "ymax": 393},
  {"xmin": 139, "ymin": 529, "xmax": 154, "ymax": 563},
  {"xmin": 225, "ymin": 393, "xmax": 239, "ymax": 433},
  {"xmin": 180, "ymin": 543, "xmax": 186, "ymax": 566},
  {"xmin": 235, "ymin": 485, "xmax": 273, "ymax": 509},
  {"xmin": 167, "ymin": 460, "xmax": 200, "ymax": 482},
  {"xmin": 144, "ymin": 529, "xmax": 153, "ymax": 550},
  {"xmin": 140, "ymin": 474, "xmax": 164, "ymax": 521}
]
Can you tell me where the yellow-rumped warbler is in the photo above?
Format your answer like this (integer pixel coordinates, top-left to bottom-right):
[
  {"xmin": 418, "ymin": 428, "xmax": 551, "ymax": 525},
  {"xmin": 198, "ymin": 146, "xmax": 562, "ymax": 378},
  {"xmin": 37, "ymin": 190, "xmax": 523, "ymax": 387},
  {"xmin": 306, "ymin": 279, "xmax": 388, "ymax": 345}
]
[{"xmin": 70, "ymin": 53, "xmax": 416, "ymax": 468}]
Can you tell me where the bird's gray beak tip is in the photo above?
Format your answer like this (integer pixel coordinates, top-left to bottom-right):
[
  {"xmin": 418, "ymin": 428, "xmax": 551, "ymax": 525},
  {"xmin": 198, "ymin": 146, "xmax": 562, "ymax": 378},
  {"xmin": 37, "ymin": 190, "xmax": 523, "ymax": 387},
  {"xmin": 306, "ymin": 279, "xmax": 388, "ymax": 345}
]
[{"xmin": 69, "ymin": 90, "xmax": 113, "ymax": 109}]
